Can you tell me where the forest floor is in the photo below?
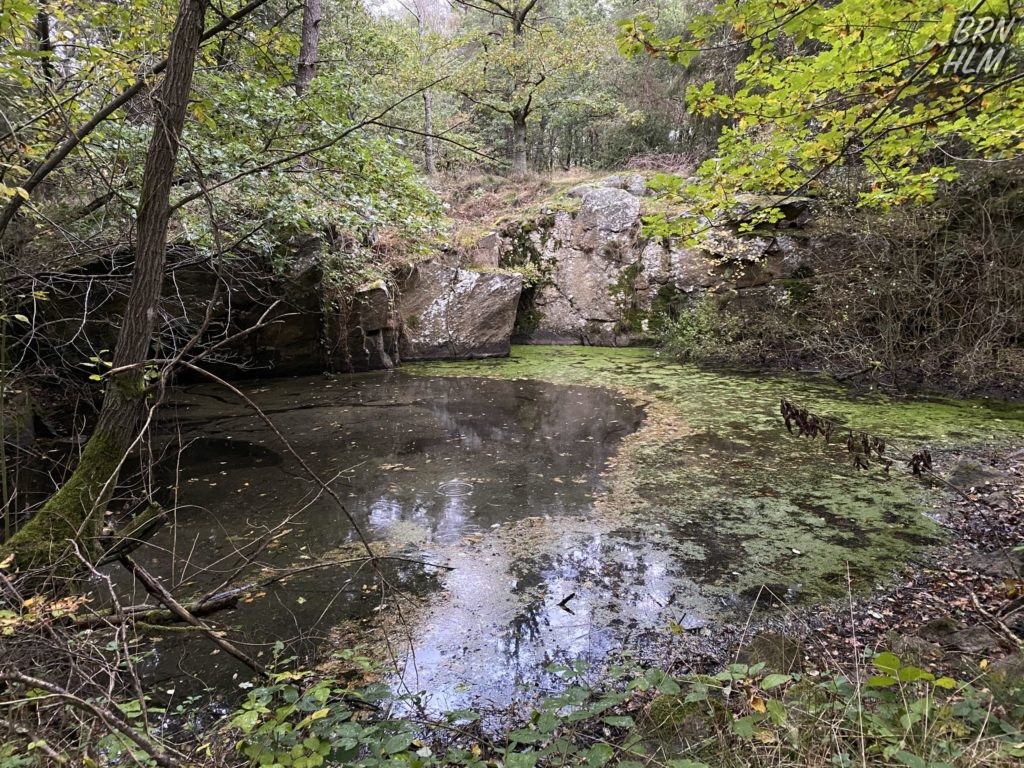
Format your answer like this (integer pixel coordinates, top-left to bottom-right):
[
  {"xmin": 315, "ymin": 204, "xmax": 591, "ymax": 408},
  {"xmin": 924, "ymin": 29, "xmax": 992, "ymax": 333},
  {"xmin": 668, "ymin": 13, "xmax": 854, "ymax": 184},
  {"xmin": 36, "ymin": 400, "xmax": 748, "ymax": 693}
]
[{"xmin": 783, "ymin": 444, "xmax": 1024, "ymax": 680}]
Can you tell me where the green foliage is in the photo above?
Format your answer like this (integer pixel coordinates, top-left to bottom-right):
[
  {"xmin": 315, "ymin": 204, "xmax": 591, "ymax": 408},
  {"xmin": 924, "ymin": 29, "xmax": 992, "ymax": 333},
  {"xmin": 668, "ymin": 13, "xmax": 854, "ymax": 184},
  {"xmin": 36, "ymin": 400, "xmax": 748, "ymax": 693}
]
[
  {"xmin": 657, "ymin": 294, "xmax": 743, "ymax": 363},
  {"xmin": 648, "ymin": 655, "xmax": 1024, "ymax": 767},
  {"xmin": 1, "ymin": 1, "xmax": 444, "ymax": 273},
  {"xmin": 222, "ymin": 652, "xmax": 1024, "ymax": 768},
  {"xmin": 228, "ymin": 658, "xmax": 646, "ymax": 768},
  {"xmin": 658, "ymin": 170, "xmax": 1024, "ymax": 392},
  {"xmin": 3, "ymin": 639, "xmax": 1022, "ymax": 767},
  {"xmin": 619, "ymin": 1, "xmax": 1024, "ymax": 233},
  {"xmin": 446, "ymin": 1, "xmax": 633, "ymax": 174},
  {"xmin": 230, "ymin": 671, "xmax": 363, "ymax": 768}
]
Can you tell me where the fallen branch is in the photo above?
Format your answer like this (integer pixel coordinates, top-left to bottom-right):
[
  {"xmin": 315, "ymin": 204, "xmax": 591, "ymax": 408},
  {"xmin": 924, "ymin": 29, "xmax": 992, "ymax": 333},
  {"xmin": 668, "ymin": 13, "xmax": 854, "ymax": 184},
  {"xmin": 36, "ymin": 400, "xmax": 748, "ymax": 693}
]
[
  {"xmin": 72, "ymin": 591, "xmax": 240, "ymax": 629},
  {"xmin": 119, "ymin": 554, "xmax": 269, "ymax": 679},
  {"xmin": 0, "ymin": 672, "xmax": 187, "ymax": 768},
  {"xmin": 969, "ymin": 592, "xmax": 1022, "ymax": 651}
]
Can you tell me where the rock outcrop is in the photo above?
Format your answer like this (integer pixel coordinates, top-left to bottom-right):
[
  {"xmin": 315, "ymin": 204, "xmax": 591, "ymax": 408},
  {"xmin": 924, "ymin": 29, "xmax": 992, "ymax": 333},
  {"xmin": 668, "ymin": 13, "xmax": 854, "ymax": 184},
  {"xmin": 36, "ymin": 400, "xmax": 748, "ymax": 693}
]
[
  {"xmin": 484, "ymin": 176, "xmax": 812, "ymax": 345},
  {"xmin": 29, "ymin": 236, "xmax": 523, "ymax": 377},
  {"xmin": 326, "ymin": 279, "xmax": 401, "ymax": 372},
  {"xmin": 397, "ymin": 261, "xmax": 523, "ymax": 361},
  {"xmin": 36, "ymin": 246, "xmax": 337, "ymax": 376},
  {"xmin": 24, "ymin": 173, "xmax": 811, "ymax": 381}
]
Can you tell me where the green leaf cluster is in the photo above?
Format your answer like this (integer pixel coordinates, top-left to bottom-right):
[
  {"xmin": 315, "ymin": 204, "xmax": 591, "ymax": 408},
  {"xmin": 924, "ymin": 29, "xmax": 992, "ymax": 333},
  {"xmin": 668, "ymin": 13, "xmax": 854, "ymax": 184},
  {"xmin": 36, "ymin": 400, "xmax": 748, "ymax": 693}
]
[{"xmin": 619, "ymin": 1, "xmax": 1024, "ymax": 232}]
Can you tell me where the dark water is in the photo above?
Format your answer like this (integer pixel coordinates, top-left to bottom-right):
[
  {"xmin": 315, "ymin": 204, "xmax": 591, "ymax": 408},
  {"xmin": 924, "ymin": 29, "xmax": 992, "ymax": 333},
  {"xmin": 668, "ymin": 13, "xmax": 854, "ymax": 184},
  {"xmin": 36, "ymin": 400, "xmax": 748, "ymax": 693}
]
[
  {"xmin": 117, "ymin": 343, "xmax": 1005, "ymax": 711},
  {"xmin": 122, "ymin": 371, "xmax": 643, "ymax": 703}
]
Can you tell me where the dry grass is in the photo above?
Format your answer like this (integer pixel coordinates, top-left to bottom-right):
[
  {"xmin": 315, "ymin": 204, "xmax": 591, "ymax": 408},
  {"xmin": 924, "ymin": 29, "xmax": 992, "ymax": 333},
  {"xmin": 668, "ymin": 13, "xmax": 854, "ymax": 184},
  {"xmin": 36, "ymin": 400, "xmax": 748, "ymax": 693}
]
[{"xmin": 435, "ymin": 169, "xmax": 602, "ymax": 254}]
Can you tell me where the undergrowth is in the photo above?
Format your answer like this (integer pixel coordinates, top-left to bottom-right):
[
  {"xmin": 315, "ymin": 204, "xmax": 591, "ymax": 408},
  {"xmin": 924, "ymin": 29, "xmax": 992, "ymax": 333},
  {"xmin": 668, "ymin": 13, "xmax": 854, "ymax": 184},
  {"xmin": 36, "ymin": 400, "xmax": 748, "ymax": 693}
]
[
  {"xmin": 655, "ymin": 167, "xmax": 1024, "ymax": 394},
  {"xmin": 218, "ymin": 651, "xmax": 1024, "ymax": 768},
  {"xmin": 657, "ymin": 294, "xmax": 746, "ymax": 364},
  {"xmin": 0, "ymin": 613, "xmax": 1021, "ymax": 767}
]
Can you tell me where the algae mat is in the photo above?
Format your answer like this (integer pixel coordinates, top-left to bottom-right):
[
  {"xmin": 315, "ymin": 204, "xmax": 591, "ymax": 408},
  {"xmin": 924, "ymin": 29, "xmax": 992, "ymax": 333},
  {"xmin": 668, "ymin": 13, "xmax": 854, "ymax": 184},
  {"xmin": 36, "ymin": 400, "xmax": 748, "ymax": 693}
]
[{"xmin": 408, "ymin": 345, "xmax": 1024, "ymax": 604}]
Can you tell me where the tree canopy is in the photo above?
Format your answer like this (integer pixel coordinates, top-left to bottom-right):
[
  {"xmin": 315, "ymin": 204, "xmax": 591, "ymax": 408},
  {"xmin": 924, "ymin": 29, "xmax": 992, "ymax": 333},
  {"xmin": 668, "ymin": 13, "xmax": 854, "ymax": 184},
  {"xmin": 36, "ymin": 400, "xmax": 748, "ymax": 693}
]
[
  {"xmin": 0, "ymin": 0, "xmax": 444, "ymax": 277},
  {"xmin": 618, "ymin": 0, "xmax": 1024, "ymax": 233}
]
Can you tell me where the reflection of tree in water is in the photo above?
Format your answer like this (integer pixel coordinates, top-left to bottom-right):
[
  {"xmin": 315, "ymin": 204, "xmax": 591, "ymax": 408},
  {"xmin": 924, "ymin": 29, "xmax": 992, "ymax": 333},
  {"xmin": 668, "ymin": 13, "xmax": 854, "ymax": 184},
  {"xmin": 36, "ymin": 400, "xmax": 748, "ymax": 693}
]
[
  {"xmin": 144, "ymin": 372, "xmax": 644, "ymax": 698},
  {"xmin": 503, "ymin": 597, "xmax": 546, "ymax": 662},
  {"xmin": 499, "ymin": 534, "xmax": 668, "ymax": 675}
]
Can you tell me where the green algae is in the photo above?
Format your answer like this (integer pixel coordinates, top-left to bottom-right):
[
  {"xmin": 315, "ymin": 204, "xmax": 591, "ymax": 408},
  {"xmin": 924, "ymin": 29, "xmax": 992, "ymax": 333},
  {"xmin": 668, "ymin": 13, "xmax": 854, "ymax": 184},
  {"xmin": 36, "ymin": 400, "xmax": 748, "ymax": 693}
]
[
  {"xmin": 407, "ymin": 346, "xmax": 1024, "ymax": 603},
  {"xmin": 409, "ymin": 345, "xmax": 1024, "ymax": 443}
]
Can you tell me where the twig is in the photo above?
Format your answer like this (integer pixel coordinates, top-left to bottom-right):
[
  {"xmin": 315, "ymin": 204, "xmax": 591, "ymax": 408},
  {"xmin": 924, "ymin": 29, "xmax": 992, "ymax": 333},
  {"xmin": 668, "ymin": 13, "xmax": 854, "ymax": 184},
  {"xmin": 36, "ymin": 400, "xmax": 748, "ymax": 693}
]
[
  {"xmin": 119, "ymin": 554, "xmax": 269, "ymax": 679},
  {"xmin": 968, "ymin": 592, "xmax": 1022, "ymax": 651},
  {"xmin": 0, "ymin": 672, "xmax": 187, "ymax": 768}
]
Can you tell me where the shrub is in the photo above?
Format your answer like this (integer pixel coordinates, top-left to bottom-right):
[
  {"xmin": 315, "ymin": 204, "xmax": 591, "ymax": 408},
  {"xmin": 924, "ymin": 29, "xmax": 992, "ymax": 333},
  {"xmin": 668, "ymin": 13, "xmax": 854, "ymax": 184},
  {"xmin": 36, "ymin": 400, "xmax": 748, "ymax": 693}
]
[
  {"xmin": 657, "ymin": 294, "xmax": 745, "ymax": 364},
  {"xmin": 646, "ymin": 654, "xmax": 1024, "ymax": 768}
]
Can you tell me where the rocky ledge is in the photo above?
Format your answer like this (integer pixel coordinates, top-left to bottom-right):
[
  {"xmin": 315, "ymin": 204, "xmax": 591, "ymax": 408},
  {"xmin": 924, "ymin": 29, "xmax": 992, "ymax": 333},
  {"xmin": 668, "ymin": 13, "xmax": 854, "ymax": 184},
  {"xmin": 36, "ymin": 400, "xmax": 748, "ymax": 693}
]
[
  {"xmin": 463, "ymin": 174, "xmax": 813, "ymax": 346},
  {"xmin": 25, "ymin": 174, "xmax": 818, "ymax": 378}
]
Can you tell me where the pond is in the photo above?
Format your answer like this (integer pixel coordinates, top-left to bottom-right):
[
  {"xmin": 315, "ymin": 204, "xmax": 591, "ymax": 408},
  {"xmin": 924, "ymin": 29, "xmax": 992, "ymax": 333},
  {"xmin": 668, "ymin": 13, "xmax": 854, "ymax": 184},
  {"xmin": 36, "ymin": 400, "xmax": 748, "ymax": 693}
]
[{"xmin": 125, "ymin": 346, "xmax": 1024, "ymax": 710}]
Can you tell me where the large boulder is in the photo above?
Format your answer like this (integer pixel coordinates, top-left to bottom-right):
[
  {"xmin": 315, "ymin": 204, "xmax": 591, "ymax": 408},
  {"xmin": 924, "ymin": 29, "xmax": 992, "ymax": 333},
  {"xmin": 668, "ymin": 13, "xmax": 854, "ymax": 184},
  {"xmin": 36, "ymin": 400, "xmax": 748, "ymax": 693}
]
[
  {"xmin": 528, "ymin": 246, "xmax": 623, "ymax": 345},
  {"xmin": 465, "ymin": 231, "xmax": 502, "ymax": 268},
  {"xmin": 398, "ymin": 261, "xmax": 523, "ymax": 361},
  {"xmin": 502, "ymin": 206, "xmax": 639, "ymax": 346}
]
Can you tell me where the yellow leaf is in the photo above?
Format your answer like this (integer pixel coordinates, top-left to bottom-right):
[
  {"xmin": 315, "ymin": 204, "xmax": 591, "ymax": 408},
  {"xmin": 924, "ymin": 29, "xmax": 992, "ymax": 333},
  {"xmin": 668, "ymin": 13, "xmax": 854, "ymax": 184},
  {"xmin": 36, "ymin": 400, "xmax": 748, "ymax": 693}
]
[{"xmin": 750, "ymin": 695, "xmax": 766, "ymax": 713}]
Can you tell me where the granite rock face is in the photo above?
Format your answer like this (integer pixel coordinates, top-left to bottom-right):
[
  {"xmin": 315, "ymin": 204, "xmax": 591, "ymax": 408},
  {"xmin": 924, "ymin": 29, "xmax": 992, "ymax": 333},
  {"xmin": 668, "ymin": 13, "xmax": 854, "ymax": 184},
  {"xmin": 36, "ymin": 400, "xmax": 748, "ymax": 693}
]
[
  {"xmin": 397, "ymin": 261, "xmax": 523, "ymax": 361},
  {"xmin": 327, "ymin": 279, "xmax": 401, "ymax": 372},
  {"xmin": 482, "ymin": 177, "xmax": 813, "ymax": 345}
]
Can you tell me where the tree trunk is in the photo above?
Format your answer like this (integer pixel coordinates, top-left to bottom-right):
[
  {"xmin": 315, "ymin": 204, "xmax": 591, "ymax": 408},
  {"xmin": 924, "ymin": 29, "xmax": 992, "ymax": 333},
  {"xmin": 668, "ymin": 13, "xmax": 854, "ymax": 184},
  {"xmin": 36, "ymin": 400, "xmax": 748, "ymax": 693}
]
[
  {"xmin": 295, "ymin": 0, "xmax": 321, "ymax": 96},
  {"xmin": 35, "ymin": 9, "xmax": 54, "ymax": 82},
  {"xmin": 2, "ymin": 0, "xmax": 209, "ymax": 571},
  {"xmin": 536, "ymin": 114, "xmax": 549, "ymax": 172},
  {"xmin": 412, "ymin": 3, "xmax": 437, "ymax": 175},
  {"xmin": 511, "ymin": 111, "xmax": 528, "ymax": 181},
  {"xmin": 423, "ymin": 89, "xmax": 437, "ymax": 175}
]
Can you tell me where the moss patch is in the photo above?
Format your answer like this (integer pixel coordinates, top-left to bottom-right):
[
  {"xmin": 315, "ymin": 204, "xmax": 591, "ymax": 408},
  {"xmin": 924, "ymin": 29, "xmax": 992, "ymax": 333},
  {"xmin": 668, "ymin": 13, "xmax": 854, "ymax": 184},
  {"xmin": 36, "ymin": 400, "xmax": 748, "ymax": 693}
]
[{"xmin": 3, "ymin": 429, "xmax": 123, "ymax": 570}]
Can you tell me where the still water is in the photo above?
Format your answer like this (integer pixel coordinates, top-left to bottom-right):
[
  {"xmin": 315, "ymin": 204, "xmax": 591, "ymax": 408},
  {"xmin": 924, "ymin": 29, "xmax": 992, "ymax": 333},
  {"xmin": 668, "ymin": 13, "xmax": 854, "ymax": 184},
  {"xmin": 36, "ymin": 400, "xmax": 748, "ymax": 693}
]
[{"xmin": 123, "ymin": 347, "xmax": 1024, "ymax": 709}]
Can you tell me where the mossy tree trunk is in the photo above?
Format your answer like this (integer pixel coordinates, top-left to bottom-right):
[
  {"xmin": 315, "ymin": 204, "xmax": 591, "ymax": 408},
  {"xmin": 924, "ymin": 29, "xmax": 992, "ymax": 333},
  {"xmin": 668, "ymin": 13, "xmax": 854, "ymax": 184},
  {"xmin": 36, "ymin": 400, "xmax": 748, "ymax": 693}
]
[{"xmin": 2, "ymin": 0, "xmax": 210, "ymax": 572}]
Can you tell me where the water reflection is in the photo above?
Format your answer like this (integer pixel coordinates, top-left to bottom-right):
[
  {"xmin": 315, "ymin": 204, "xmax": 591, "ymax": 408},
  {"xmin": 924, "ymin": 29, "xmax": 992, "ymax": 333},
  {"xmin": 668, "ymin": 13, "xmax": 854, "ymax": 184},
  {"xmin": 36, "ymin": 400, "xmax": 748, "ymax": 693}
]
[
  {"xmin": 396, "ymin": 526, "xmax": 706, "ymax": 710},
  {"xmin": 123, "ymin": 372, "xmax": 643, "ymax": 696}
]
